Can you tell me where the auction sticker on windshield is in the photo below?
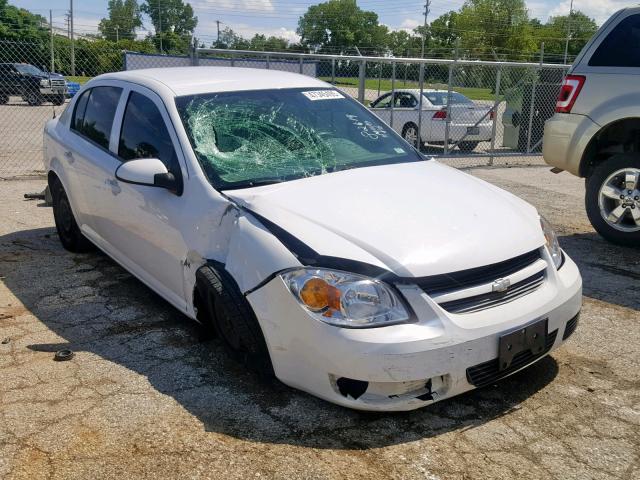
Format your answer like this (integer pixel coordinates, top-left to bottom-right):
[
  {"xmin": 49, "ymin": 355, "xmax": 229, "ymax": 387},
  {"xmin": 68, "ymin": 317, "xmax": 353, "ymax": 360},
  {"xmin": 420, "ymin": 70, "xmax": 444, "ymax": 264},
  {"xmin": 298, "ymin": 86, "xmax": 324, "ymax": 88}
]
[{"xmin": 302, "ymin": 90, "xmax": 344, "ymax": 101}]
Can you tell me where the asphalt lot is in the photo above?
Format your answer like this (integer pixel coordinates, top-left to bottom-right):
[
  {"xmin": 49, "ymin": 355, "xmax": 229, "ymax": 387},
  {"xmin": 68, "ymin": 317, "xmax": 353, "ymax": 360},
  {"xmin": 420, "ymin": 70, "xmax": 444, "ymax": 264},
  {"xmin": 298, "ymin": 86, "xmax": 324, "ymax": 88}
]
[{"xmin": 0, "ymin": 166, "xmax": 638, "ymax": 480}]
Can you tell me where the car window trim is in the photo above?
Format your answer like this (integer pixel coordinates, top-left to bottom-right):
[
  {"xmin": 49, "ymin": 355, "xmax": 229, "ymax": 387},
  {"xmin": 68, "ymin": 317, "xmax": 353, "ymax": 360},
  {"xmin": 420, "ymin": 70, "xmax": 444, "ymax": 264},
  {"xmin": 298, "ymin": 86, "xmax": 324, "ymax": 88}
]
[{"xmin": 112, "ymin": 82, "xmax": 189, "ymax": 180}]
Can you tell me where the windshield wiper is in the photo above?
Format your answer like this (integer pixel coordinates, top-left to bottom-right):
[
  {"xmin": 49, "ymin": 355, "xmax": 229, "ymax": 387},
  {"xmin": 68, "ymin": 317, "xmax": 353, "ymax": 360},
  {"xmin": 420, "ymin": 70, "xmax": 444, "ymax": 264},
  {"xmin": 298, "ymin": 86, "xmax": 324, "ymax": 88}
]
[{"xmin": 221, "ymin": 178, "xmax": 286, "ymax": 190}]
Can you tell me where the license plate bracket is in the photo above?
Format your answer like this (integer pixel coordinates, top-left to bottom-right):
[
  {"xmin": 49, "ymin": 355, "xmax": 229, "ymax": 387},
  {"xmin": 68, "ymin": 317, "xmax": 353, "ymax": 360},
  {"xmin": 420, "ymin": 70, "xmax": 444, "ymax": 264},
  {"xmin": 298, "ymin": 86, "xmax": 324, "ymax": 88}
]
[
  {"xmin": 466, "ymin": 126, "xmax": 480, "ymax": 135},
  {"xmin": 498, "ymin": 319, "xmax": 547, "ymax": 371}
]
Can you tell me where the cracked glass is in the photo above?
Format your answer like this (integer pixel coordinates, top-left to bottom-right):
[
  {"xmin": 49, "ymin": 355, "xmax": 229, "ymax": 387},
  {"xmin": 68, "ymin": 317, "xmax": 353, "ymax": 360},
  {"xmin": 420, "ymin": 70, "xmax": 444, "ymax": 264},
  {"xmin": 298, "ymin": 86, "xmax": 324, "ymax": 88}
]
[{"xmin": 175, "ymin": 88, "xmax": 423, "ymax": 190}]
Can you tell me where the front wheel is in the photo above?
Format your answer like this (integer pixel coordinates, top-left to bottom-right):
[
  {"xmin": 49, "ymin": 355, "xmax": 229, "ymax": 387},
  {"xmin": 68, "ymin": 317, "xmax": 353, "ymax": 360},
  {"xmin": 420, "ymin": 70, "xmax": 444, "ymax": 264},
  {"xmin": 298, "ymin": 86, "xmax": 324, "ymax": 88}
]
[
  {"xmin": 0, "ymin": 93, "xmax": 8, "ymax": 105},
  {"xmin": 402, "ymin": 123, "xmax": 421, "ymax": 149},
  {"xmin": 585, "ymin": 154, "xmax": 640, "ymax": 246}
]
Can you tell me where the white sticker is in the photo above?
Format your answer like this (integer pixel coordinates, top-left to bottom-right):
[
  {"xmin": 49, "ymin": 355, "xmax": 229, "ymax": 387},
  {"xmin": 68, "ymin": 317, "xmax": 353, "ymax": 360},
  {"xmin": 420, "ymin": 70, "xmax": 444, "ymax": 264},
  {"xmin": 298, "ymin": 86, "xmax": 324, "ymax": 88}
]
[
  {"xmin": 394, "ymin": 147, "xmax": 406, "ymax": 153},
  {"xmin": 302, "ymin": 90, "xmax": 345, "ymax": 101}
]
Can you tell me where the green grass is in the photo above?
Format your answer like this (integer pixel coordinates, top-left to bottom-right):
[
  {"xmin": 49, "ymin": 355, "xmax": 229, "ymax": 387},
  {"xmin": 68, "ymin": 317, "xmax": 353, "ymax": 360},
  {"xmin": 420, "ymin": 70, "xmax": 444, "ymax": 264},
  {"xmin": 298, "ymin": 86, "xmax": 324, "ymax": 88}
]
[
  {"xmin": 64, "ymin": 75, "xmax": 92, "ymax": 84},
  {"xmin": 320, "ymin": 76, "xmax": 497, "ymax": 101}
]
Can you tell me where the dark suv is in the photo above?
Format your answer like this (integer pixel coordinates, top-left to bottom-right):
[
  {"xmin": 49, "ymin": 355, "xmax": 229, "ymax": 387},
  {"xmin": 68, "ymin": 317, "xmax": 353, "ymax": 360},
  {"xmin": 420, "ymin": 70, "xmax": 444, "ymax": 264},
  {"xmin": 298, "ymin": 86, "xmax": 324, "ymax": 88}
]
[{"xmin": 0, "ymin": 63, "xmax": 67, "ymax": 106}]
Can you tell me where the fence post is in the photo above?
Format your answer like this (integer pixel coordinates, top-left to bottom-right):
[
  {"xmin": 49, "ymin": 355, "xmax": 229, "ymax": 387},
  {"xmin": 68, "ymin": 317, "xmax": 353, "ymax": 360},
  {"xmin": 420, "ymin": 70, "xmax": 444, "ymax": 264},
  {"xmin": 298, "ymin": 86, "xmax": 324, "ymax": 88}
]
[
  {"xmin": 231, "ymin": 54, "xmax": 235, "ymax": 67},
  {"xmin": 358, "ymin": 59, "xmax": 366, "ymax": 104},
  {"xmin": 299, "ymin": 57, "xmax": 304, "ymax": 74},
  {"xmin": 331, "ymin": 58, "xmax": 335, "ymax": 84},
  {"xmin": 390, "ymin": 61, "xmax": 396, "ymax": 128},
  {"xmin": 377, "ymin": 62, "xmax": 382, "ymax": 96},
  {"xmin": 266, "ymin": 54, "xmax": 270, "ymax": 70},
  {"xmin": 526, "ymin": 43, "xmax": 544, "ymax": 153},
  {"xmin": 444, "ymin": 63, "xmax": 454, "ymax": 154},
  {"xmin": 489, "ymin": 67, "xmax": 502, "ymax": 166},
  {"xmin": 416, "ymin": 63, "xmax": 425, "ymax": 150}
]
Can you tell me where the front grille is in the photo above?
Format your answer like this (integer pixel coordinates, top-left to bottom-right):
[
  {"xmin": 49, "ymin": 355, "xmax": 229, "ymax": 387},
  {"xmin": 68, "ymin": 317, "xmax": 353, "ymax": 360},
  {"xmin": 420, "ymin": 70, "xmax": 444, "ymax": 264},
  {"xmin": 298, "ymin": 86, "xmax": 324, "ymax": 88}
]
[
  {"xmin": 466, "ymin": 329, "xmax": 558, "ymax": 388},
  {"xmin": 439, "ymin": 270, "xmax": 545, "ymax": 314},
  {"xmin": 562, "ymin": 313, "xmax": 580, "ymax": 340},
  {"xmin": 50, "ymin": 79, "xmax": 65, "ymax": 88},
  {"xmin": 416, "ymin": 249, "xmax": 541, "ymax": 295}
]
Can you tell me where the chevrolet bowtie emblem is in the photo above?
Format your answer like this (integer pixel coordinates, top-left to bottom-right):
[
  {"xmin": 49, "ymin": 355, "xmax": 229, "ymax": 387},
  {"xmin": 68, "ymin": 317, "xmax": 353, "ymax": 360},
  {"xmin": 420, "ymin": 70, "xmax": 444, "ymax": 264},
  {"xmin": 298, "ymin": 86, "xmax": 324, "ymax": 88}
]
[{"xmin": 492, "ymin": 278, "xmax": 511, "ymax": 293}]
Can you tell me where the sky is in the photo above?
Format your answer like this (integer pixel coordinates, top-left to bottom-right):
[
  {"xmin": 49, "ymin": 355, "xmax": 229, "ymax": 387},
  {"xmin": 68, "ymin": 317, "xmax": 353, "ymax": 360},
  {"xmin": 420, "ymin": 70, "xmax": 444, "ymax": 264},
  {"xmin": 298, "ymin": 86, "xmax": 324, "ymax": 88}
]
[{"xmin": 10, "ymin": 0, "xmax": 636, "ymax": 45}]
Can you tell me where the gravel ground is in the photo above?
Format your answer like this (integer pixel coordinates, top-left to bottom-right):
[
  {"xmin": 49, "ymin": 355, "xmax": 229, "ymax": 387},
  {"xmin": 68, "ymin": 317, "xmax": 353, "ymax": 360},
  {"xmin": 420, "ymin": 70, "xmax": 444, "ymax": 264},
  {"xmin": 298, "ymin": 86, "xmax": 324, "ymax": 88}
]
[{"xmin": 0, "ymin": 166, "xmax": 638, "ymax": 480}]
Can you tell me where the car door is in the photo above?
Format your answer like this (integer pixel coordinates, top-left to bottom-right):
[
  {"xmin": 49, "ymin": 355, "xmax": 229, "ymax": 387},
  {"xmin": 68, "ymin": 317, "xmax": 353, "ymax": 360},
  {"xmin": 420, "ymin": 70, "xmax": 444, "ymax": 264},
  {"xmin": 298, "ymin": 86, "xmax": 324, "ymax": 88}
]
[
  {"xmin": 105, "ymin": 85, "xmax": 190, "ymax": 308},
  {"xmin": 369, "ymin": 92, "xmax": 393, "ymax": 124},
  {"xmin": 64, "ymin": 83, "xmax": 123, "ymax": 235}
]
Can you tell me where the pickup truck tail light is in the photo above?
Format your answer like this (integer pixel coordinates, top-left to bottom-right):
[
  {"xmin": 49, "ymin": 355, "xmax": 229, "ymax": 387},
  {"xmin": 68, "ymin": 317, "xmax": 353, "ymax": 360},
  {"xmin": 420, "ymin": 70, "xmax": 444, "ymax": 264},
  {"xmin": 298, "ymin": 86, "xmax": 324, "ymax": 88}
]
[
  {"xmin": 432, "ymin": 110, "xmax": 447, "ymax": 120},
  {"xmin": 555, "ymin": 75, "xmax": 585, "ymax": 113},
  {"xmin": 489, "ymin": 110, "xmax": 496, "ymax": 120}
]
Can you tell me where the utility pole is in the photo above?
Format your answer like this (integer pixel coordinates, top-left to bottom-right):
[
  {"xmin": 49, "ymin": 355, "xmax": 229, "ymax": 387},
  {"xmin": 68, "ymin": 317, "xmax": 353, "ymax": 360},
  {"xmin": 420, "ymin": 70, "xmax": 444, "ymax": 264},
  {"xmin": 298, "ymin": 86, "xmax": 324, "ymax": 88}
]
[
  {"xmin": 563, "ymin": 0, "xmax": 574, "ymax": 64},
  {"xmin": 216, "ymin": 20, "xmax": 221, "ymax": 46},
  {"xmin": 421, "ymin": 0, "xmax": 430, "ymax": 58},
  {"xmin": 158, "ymin": 0, "xmax": 163, "ymax": 54},
  {"xmin": 115, "ymin": 25, "xmax": 119, "ymax": 43},
  {"xmin": 70, "ymin": 0, "xmax": 75, "ymax": 76},
  {"xmin": 49, "ymin": 10, "xmax": 54, "ymax": 72}
]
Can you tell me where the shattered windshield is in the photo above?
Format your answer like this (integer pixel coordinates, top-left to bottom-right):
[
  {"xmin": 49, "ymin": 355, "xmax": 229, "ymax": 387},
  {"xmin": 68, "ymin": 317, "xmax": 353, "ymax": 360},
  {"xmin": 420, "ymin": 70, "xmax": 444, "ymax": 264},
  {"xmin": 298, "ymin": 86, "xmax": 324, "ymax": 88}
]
[{"xmin": 175, "ymin": 88, "xmax": 422, "ymax": 189}]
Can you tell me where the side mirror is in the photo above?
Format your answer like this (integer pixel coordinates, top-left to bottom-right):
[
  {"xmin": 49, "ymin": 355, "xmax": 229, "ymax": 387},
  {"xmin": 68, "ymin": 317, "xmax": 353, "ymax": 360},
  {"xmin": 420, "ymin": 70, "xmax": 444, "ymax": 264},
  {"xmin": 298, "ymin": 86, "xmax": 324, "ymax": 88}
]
[{"xmin": 115, "ymin": 158, "xmax": 179, "ymax": 194}]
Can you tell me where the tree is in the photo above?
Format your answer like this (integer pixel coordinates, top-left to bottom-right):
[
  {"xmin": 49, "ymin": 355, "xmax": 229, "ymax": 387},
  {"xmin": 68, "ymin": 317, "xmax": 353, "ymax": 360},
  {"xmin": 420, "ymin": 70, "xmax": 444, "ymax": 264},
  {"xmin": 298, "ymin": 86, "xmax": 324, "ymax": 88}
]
[
  {"xmin": 214, "ymin": 27, "xmax": 250, "ymax": 49},
  {"xmin": 428, "ymin": 11, "xmax": 459, "ymax": 54},
  {"xmin": 454, "ymin": 0, "xmax": 537, "ymax": 60},
  {"xmin": 141, "ymin": 0, "xmax": 197, "ymax": 53},
  {"xmin": 0, "ymin": 0, "xmax": 47, "ymax": 41},
  {"xmin": 533, "ymin": 11, "xmax": 597, "ymax": 61},
  {"xmin": 99, "ymin": 0, "xmax": 142, "ymax": 42},
  {"xmin": 297, "ymin": 0, "xmax": 389, "ymax": 55}
]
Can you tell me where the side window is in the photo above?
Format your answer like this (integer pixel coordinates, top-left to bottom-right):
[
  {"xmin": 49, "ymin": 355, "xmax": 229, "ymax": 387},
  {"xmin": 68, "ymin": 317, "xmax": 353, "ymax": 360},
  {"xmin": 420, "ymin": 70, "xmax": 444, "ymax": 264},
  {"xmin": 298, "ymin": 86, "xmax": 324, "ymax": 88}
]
[
  {"xmin": 71, "ymin": 89, "xmax": 91, "ymax": 132},
  {"xmin": 72, "ymin": 86, "xmax": 122, "ymax": 149},
  {"xmin": 118, "ymin": 91, "xmax": 179, "ymax": 175},
  {"xmin": 371, "ymin": 93, "xmax": 392, "ymax": 108},
  {"xmin": 589, "ymin": 14, "xmax": 640, "ymax": 67},
  {"xmin": 395, "ymin": 93, "xmax": 418, "ymax": 108}
]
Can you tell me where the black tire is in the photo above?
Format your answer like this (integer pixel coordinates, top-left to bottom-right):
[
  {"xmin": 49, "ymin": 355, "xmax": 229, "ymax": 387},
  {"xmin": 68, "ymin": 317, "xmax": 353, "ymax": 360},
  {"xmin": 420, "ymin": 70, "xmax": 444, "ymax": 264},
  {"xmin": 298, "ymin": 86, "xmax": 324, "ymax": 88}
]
[
  {"xmin": 26, "ymin": 92, "xmax": 43, "ymax": 106},
  {"xmin": 50, "ymin": 177, "xmax": 94, "ymax": 253},
  {"xmin": 195, "ymin": 264, "xmax": 274, "ymax": 376},
  {"xmin": 0, "ymin": 93, "xmax": 8, "ymax": 105},
  {"xmin": 401, "ymin": 122, "xmax": 421, "ymax": 149},
  {"xmin": 585, "ymin": 153, "xmax": 640, "ymax": 247},
  {"xmin": 52, "ymin": 94, "xmax": 65, "ymax": 106},
  {"xmin": 458, "ymin": 141, "xmax": 479, "ymax": 152}
]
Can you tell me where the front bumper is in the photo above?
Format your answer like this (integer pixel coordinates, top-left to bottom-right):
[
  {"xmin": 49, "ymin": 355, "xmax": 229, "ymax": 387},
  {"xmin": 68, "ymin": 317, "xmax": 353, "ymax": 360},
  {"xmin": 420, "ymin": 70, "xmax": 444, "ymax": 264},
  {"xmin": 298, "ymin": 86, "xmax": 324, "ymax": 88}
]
[
  {"xmin": 247, "ymin": 252, "xmax": 582, "ymax": 411},
  {"xmin": 39, "ymin": 87, "xmax": 66, "ymax": 95},
  {"xmin": 543, "ymin": 113, "xmax": 600, "ymax": 176}
]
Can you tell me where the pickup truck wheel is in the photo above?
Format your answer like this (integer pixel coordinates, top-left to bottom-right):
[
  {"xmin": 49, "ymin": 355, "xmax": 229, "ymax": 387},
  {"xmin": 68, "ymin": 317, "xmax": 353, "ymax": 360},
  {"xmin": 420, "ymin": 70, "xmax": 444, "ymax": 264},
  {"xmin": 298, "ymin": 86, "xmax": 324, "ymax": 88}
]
[
  {"xmin": 51, "ymin": 178, "xmax": 94, "ymax": 252},
  {"xmin": 402, "ymin": 123, "xmax": 421, "ymax": 148},
  {"xmin": 195, "ymin": 264, "xmax": 274, "ymax": 376},
  {"xmin": 52, "ymin": 94, "xmax": 65, "ymax": 106},
  {"xmin": 458, "ymin": 141, "xmax": 479, "ymax": 152},
  {"xmin": 0, "ymin": 94, "xmax": 8, "ymax": 105},
  {"xmin": 26, "ymin": 92, "xmax": 43, "ymax": 106},
  {"xmin": 586, "ymin": 154, "xmax": 640, "ymax": 246}
]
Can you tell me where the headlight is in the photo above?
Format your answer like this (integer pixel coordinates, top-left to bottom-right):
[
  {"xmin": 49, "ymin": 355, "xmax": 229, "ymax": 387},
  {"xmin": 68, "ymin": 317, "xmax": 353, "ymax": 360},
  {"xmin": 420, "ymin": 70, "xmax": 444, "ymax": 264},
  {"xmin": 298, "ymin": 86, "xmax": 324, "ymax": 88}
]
[
  {"xmin": 40, "ymin": 79, "xmax": 49, "ymax": 86},
  {"xmin": 540, "ymin": 216, "xmax": 562, "ymax": 269},
  {"xmin": 281, "ymin": 268, "xmax": 411, "ymax": 328}
]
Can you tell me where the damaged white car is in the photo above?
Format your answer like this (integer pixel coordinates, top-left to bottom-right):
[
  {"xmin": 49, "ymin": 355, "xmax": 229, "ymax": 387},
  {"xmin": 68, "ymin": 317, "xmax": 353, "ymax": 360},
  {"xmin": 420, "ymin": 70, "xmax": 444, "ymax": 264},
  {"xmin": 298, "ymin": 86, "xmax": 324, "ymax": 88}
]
[{"xmin": 43, "ymin": 67, "xmax": 582, "ymax": 411}]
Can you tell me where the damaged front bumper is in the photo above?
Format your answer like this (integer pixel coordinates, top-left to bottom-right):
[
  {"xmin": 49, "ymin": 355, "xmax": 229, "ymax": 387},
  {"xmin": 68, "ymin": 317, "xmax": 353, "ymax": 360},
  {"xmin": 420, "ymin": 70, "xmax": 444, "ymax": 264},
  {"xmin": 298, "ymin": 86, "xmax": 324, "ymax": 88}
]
[{"xmin": 246, "ymin": 254, "xmax": 582, "ymax": 411}]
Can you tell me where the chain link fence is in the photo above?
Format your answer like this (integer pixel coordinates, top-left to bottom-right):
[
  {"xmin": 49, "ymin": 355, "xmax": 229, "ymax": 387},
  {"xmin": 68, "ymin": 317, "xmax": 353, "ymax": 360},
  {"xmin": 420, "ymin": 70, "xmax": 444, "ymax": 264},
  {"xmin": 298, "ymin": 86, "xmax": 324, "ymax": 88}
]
[{"xmin": 0, "ymin": 39, "xmax": 569, "ymax": 179}]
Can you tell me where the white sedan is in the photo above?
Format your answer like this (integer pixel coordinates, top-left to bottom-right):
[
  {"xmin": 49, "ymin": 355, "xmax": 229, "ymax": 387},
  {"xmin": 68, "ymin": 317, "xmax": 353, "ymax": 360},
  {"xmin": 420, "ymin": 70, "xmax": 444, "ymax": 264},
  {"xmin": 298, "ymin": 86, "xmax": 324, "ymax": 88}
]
[
  {"xmin": 370, "ymin": 89, "xmax": 494, "ymax": 152},
  {"xmin": 43, "ymin": 67, "xmax": 581, "ymax": 411}
]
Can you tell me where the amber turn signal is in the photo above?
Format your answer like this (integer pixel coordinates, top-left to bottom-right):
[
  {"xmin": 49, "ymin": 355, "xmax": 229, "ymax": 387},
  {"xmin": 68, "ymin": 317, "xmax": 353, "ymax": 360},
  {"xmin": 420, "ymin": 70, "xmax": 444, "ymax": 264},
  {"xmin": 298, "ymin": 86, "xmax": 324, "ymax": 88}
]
[{"xmin": 299, "ymin": 277, "xmax": 341, "ymax": 311}]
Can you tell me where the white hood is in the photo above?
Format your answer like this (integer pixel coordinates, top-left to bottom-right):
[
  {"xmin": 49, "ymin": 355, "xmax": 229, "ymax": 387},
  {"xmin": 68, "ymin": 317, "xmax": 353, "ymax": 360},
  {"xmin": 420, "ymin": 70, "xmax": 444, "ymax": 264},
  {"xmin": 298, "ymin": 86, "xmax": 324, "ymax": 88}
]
[{"xmin": 226, "ymin": 160, "xmax": 545, "ymax": 277}]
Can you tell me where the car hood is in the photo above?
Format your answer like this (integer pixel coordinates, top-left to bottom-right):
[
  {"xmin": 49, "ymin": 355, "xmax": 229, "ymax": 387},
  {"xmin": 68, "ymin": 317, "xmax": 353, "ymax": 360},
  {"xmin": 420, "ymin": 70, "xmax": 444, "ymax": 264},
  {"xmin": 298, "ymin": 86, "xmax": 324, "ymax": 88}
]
[{"xmin": 225, "ymin": 160, "xmax": 545, "ymax": 277}]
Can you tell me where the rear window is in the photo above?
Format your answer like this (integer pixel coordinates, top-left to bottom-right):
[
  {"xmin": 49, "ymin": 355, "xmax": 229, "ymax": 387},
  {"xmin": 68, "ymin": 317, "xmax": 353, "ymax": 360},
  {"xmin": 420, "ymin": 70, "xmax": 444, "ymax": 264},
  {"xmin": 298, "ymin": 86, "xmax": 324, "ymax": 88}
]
[
  {"xmin": 589, "ymin": 14, "xmax": 640, "ymax": 67},
  {"xmin": 425, "ymin": 91, "xmax": 473, "ymax": 106}
]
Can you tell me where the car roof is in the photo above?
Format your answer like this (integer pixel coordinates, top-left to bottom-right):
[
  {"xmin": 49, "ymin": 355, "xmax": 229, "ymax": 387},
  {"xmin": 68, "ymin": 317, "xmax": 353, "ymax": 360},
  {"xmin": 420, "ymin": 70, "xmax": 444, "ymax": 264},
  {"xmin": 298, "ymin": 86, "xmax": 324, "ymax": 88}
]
[{"xmin": 98, "ymin": 66, "xmax": 330, "ymax": 97}]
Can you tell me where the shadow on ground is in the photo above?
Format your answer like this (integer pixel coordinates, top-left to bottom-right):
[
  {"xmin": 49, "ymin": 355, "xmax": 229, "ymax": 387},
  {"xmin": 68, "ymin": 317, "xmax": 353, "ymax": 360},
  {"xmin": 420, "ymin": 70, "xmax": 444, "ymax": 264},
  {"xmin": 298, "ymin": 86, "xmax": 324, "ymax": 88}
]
[
  {"xmin": 2, "ymin": 226, "xmax": 562, "ymax": 450},
  {"xmin": 559, "ymin": 232, "xmax": 639, "ymax": 311}
]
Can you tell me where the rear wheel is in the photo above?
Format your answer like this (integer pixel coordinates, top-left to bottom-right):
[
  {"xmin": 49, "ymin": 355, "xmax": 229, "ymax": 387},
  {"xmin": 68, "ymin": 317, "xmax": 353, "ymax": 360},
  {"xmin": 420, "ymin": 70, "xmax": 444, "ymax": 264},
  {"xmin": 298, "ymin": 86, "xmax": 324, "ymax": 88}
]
[
  {"xmin": 51, "ymin": 177, "xmax": 94, "ymax": 252},
  {"xmin": 585, "ymin": 153, "xmax": 640, "ymax": 246},
  {"xmin": 0, "ymin": 93, "xmax": 8, "ymax": 105},
  {"xmin": 195, "ymin": 264, "xmax": 274, "ymax": 376},
  {"xmin": 402, "ymin": 122, "xmax": 420, "ymax": 149},
  {"xmin": 458, "ymin": 141, "xmax": 479, "ymax": 152}
]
